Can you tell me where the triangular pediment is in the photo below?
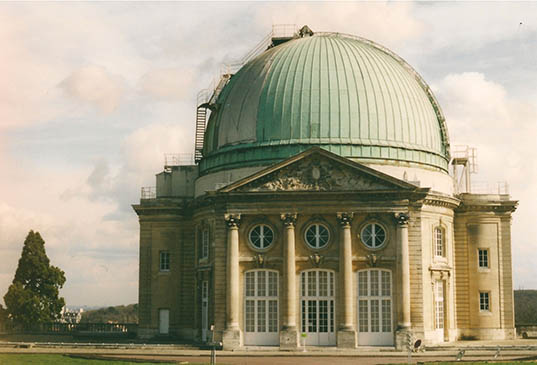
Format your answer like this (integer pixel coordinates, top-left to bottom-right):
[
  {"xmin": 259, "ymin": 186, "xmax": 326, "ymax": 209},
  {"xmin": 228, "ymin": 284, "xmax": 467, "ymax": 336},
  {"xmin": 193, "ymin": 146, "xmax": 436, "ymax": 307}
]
[{"xmin": 219, "ymin": 147, "xmax": 418, "ymax": 193}]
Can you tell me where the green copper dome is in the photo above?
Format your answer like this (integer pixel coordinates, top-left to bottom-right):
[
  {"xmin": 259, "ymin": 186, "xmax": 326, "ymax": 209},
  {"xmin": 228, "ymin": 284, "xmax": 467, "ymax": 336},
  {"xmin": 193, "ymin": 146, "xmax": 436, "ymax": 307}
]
[{"xmin": 201, "ymin": 31, "xmax": 450, "ymax": 174}]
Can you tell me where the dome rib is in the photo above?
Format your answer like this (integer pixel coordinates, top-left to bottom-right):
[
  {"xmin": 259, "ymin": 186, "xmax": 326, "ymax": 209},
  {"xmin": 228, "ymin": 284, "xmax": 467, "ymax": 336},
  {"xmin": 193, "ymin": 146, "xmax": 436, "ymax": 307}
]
[{"xmin": 201, "ymin": 32, "xmax": 450, "ymax": 174}]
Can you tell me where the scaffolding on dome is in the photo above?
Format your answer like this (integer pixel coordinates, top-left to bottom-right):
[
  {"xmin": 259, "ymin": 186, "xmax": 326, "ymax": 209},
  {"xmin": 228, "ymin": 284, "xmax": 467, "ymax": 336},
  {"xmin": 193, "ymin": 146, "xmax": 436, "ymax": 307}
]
[{"xmin": 450, "ymin": 145, "xmax": 508, "ymax": 195}]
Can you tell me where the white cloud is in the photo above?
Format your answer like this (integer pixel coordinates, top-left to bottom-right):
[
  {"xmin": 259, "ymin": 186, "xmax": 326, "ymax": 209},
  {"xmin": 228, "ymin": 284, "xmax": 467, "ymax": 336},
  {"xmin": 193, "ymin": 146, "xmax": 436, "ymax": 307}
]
[
  {"xmin": 60, "ymin": 65, "xmax": 124, "ymax": 113},
  {"xmin": 413, "ymin": 2, "xmax": 537, "ymax": 53},
  {"xmin": 254, "ymin": 2, "xmax": 423, "ymax": 49},
  {"xmin": 434, "ymin": 72, "xmax": 537, "ymax": 288},
  {"xmin": 122, "ymin": 122, "xmax": 194, "ymax": 173},
  {"xmin": 140, "ymin": 68, "xmax": 195, "ymax": 100}
]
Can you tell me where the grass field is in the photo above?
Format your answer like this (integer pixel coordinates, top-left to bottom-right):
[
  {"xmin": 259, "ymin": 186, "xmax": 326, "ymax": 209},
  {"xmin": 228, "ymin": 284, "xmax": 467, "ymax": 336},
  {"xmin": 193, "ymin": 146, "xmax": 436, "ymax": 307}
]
[
  {"xmin": 0, "ymin": 354, "xmax": 177, "ymax": 364},
  {"xmin": 418, "ymin": 360, "xmax": 537, "ymax": 365}
]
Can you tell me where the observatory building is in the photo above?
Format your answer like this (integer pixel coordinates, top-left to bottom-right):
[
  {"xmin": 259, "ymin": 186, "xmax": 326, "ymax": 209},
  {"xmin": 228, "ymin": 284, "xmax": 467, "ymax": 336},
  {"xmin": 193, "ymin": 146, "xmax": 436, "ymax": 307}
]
[{"xmin": 133, "ymin": 26, "xmax": 518, "ymax": 349}]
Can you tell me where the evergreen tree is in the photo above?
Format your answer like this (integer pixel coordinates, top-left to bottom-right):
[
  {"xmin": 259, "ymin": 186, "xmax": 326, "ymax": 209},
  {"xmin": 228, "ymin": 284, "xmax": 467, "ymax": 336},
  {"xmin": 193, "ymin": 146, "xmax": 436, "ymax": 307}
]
[
  {"xmin": 0, "ymin": 304, "xmax": 8, "ymax": 326},
  {"xmin": 3, "ymin": 230, "xmax": 66, "ymax": 329}
]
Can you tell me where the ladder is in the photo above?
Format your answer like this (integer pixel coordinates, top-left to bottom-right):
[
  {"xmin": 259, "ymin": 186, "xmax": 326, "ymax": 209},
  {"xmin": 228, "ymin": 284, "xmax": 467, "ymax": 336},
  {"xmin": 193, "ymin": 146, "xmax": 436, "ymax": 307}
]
[{"xmin": 194, "ymin": 106, "xmax": 207, "ymax": 163}]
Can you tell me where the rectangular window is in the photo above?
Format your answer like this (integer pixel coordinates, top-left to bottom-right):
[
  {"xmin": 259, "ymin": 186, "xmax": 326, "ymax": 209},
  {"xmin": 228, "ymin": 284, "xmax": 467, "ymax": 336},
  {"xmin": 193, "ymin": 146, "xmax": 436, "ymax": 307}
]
[
  {"xmin": 245, "ymin": 300, "xmax": 255, "ymax": 332},
  {"xmin": 268, "ymin": 300, "xmax": 278, "ymax": 332},
  {"xmin": 201, "ymin": 229, "xmax": 209, "ymax": 259},
  {"xmin": 434, "ymin": 227, "xmax": 444, "ymax": 257},
  {"xmin": 435, "ymin": 281, "xmax": 444, "ymax": 329},
  {"xmin": 358, "ymin": 299, "xmax": 368, "ymax": 332},
  {"xmin": 478, "ymin": 249, "xmax": 489, "ymax": 268},
  {"xmin": 358, "ymin": 271, "xmax": 368, "ymax": 297},
  {"xmin": 479, "ymin": 292, "xmax": 490, "ymax": 311},
  {"xmin": 381, "ymin": 299, "xmax": 391, "ymax": 332},
  {"xmin": 159, "ymin": 251, "xmax": 170, "ymax": 271},
  {"xmin": 370, "ymin": 299, "xmax": 380, "ymax": 332}
]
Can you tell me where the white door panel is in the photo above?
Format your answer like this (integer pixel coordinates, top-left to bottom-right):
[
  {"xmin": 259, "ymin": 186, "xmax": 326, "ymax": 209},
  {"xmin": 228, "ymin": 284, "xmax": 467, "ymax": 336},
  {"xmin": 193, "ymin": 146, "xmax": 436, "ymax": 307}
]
[{"xmin": 357, "ymin": 270, "xmax": 393, "ymax": 346}]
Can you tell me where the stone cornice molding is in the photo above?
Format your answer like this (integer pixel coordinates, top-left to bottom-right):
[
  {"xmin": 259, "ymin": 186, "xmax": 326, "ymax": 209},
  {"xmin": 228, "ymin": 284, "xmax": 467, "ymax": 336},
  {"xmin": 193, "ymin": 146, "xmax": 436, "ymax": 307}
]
[
  {"xmin": 422, "ymin": 193, "xmax": 460, "ymax": 209},
  {"xmin": 133, "ymin": 204, "xmax": 186, "ymax": 218},
  {"xmin": 456, "ymin": 201, "xmax": 518, "ymax": 214}
]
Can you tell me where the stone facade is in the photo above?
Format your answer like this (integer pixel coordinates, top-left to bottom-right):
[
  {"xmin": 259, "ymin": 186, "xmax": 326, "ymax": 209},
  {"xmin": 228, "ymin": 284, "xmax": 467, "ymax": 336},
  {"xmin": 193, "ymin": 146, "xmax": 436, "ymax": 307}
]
[{"xmin": 133, "ymin": 148, "xmax": 517, "ymax": 349}]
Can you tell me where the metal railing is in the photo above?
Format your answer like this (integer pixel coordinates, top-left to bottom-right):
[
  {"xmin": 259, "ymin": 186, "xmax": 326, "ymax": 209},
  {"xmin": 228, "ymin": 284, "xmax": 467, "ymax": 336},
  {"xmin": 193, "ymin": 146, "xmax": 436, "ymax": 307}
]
[
  {"xmin": 141, "ymin": 186, "xmax": 156, "ymax": 199},
  {"xmin": 221, "ymin": 24, "xmax": 297, "ymax": 75},
  {"xmin": 1, "ymin": 322, "xmax": 137, "ymax": 335},
  {"xmin": 469, "ymin": 181, "xmax": 509, "ymax": 195},
  {"xmin": 164, "ymin": 153, "xmax": 195, "ymax": 167}
]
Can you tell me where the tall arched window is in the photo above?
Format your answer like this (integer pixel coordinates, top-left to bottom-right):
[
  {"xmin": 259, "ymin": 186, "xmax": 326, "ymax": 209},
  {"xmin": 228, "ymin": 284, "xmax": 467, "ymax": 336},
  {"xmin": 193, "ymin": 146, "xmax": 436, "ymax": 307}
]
[
  {"xmin": 357, "ymin": 269, "xmax": 393, "ymax": 346},
  {"xmin": 300, "ymin": 269, "xmax": 336, "ymax": 346},
  {"xmin": 244, "ymin": 270, "xmax": 279, "ymax": 345}
]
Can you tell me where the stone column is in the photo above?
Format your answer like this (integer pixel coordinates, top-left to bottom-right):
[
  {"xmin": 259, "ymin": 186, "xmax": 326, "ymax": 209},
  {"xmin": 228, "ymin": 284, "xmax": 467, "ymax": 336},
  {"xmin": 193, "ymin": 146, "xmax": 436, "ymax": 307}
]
[
  {"xmin": 336, "ymin": 212, "xmax": 356, "ymax": 348},
  {"xmin": 280, "ymin": 213, "xmax": 298, "ymax": 350},
  {"xmin": 395, "ymin": 212, "xmax": 411, "ymax": 350},
  {"xmin": 223, "ymin": 214, "xmax": 241, "ymax": 350}
]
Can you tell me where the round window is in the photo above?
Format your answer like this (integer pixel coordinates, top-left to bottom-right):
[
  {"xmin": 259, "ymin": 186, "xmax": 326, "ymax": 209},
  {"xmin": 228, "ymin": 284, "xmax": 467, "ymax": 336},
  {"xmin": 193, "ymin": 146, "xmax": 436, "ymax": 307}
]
[
  {"xmin": 305, "ymin": 223, "xmax": 330, "ymax": 249},
  {"xmin": 360, "ymin": 222, "xmax": 387, "ymax": 249},
  {"xmin": 249, "ymin": 224, "xmax": 274, "ymax": 250}
]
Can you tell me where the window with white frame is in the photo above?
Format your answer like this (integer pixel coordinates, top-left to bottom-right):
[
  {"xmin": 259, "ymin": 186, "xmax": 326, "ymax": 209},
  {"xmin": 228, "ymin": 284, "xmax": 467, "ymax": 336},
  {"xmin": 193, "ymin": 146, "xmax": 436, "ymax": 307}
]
[
  {"xmin": 478, "ymin": 249, "xmax": 489, "ymax": 269},
  {"xmin": 249, "ymin": 224, "xmax": 275, "ymax": 250},
  {"xmin": 358, "ymin": 269, "xmax": 392, "ymax": 334},
  {"xmin": 245, "ymin": 270, "xmax": 278, "ymax": 334},
  {"xmin": 435, "ymin": 280, "xmax": 444, "ymax": 329},
  {"xmin": 159, "ymin": 251, "xmax": 170, "ymax": 271},
  {"xmin": 201, "ymin": 229, "xmax": 209, "ymax": 259},
  {"xmin": 479, "ymin": 292, "xmax": 490, "ymax": 311},
  {"xmin": 360, "ymin": 222, "xmax": 387, "ymax": 249},
  {"xmin": 434, "ymin": 227, "xmax": 445, "ymax": 257},
  {"xmin": 304, "ymin": 223, "xmax": 330, "ymax": 249}
]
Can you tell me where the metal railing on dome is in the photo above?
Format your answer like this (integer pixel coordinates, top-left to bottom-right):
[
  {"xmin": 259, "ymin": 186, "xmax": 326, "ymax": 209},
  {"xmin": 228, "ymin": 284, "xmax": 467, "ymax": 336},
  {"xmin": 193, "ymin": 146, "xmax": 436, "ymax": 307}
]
[
  {"xmin": 141, "ymin": 186, "xmax": 156, "ymax": 199},
  {"xmin": 221, "ymin": 24, "xmax": 298, "ymax": 75}
]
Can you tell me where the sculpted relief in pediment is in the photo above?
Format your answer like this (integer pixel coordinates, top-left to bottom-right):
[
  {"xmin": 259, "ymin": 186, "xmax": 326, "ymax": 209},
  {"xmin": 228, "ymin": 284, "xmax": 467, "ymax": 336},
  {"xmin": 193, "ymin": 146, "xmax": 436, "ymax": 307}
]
[{"xmin": 236, "ymin": 157, "xmax": 392, "ymax": 192}]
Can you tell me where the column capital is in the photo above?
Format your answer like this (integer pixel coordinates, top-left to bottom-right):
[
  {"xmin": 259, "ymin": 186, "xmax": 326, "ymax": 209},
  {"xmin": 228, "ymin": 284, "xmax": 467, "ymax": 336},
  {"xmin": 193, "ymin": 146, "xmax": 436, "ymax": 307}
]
[
  {"xmin": 280, "ymin": 213, "xmax": 297, "ymax": 227},
  {"xmin": 394, "ymin": 212, "xmax": 410, "ymax": 226},
  {"xmin": 337, "ymin": 212, "xmax": 354, "ymax": 227},
  {"xmin": 225, "ymin": 214, "xmax": 241, "ymax": 228}
]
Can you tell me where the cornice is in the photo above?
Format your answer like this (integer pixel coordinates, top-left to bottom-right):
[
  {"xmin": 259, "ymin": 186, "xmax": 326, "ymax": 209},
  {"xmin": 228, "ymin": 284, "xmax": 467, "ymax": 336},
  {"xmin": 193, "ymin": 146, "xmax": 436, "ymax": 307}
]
[
  {"xmin": 422, "ymin": 193, "xmax": 460, "ymax": 209},
  {"xmin": 132, "ymin": 203, "xmax": 187, "ymax": 218},
  {"xmin": 455, "ymin": 195, "xmax": 518, "ymax": 213}
]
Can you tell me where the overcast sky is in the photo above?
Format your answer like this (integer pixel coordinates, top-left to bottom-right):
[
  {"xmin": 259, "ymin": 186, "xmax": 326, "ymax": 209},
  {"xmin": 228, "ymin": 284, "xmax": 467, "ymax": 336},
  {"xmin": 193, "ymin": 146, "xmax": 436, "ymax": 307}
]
[{"xmin": 1, "ymin": 2, "xmax": 536, "ymax": 307}]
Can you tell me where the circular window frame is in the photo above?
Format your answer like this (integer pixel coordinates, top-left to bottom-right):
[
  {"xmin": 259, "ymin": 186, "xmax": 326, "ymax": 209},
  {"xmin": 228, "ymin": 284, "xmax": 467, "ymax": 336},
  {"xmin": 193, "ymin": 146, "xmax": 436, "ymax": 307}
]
[
  {"xmin": 303, "ymin": 222, "xmax": 332, "ymax": 250},
  {"xmin": 359, "ymin": 221, "xmax": 389, "ymax": 251},
  {"xmin": 247, "ymin": 223, "xmax": 276, "ymax": 252}
]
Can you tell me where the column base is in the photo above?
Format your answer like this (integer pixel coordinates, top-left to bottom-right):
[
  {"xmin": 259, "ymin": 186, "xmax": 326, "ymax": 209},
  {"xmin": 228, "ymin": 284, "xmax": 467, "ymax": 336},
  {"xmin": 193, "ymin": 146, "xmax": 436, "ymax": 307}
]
[
  {"xmin": 222, "ymin": 328, "xmax": 241, "ymax": 350},
  {"xmin": 395, "ymin": 327, "xmax": 412, "ymax": 351},
  {"xmin": 337, "ymin": 329, "xmax": 356, "ymax": 348},
  {"xmin": 279, "ymin": 326, "xmax": 299, "ymax": 350}
]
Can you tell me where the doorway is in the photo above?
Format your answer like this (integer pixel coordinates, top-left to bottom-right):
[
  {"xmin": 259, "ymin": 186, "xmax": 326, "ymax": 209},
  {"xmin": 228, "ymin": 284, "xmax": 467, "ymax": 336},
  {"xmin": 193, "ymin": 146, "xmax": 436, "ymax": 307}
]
[{"xmin": 300, "ymin": 270, "xmax": 336, "ymax": 346}]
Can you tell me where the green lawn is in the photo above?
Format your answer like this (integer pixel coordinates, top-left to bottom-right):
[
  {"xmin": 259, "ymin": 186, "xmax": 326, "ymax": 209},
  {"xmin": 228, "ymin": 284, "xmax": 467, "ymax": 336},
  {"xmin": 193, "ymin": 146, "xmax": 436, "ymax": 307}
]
[
  {"xmin": 0, "ymin": 354, "xmax": 176, "ymax": 365},
  {"xmin": 424, "ymin": 360, "xmax": 536, "ymax": 365}
]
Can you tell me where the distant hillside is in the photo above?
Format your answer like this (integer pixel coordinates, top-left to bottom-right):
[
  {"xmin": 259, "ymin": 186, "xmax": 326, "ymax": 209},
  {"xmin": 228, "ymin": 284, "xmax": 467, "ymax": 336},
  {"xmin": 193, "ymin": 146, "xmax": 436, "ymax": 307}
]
[
  {"xmin": 515, "ymin": 290, "xmax": 537, "ymax": 325},
  {"xmin": 80, "ymin": 304, "xmax": 138, "ymax": 324}
]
